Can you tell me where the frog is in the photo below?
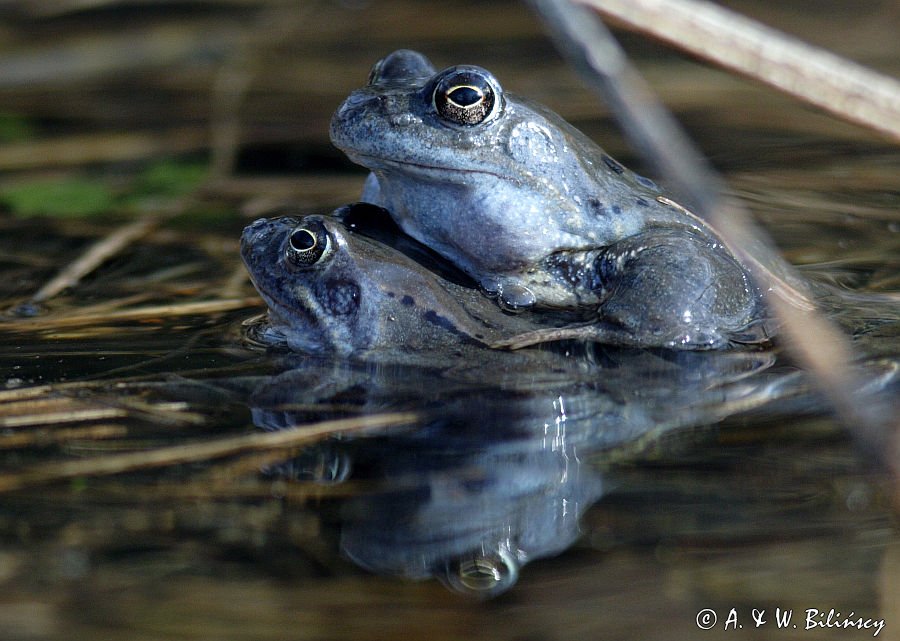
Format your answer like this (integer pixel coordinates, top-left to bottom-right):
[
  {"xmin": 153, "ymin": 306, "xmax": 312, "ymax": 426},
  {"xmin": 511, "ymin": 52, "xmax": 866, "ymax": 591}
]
[
  {"xmin": 330, "ymin": 49, "xmax": 772, "ymax": 349},
  {"xmin": 240, "ymin": 202, "xmax": 582, "ymax": 358}
]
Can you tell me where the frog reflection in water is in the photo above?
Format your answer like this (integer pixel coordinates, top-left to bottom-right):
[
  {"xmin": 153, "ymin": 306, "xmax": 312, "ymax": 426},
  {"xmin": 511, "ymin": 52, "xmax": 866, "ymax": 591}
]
[
  {"xmin": 240, "ymin": 203, "xmax": 578, "ymax": 357},
  {"xmin": 331, "ymin": 50, "xmax": 772, "ymax": 349}
]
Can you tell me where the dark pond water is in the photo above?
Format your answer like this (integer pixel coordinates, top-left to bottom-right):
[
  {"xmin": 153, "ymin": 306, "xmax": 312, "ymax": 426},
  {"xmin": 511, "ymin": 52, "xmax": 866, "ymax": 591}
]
[{"xmin": 0, "ymin": 1, "xmax": 899, "ymax": 640}]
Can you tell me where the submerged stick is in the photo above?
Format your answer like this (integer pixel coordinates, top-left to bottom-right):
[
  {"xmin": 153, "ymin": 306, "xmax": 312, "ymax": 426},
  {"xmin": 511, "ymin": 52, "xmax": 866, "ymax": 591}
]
[
  {"xmin": 28, "ymin": 216, "xmax": 160, "ymax": 305},
  {"xmin": 21, "ymin": 191, "xmax": 208, "ymax": 311},
  {"xmin": 0, "ymin": 424, "xmax": 127, "ymax": 450},
  {"xmin": 530, "ymin": 1, "xmax": 897, "ymax": 466},
  {"xmin": 3, "ymin": 297, "xmax": 261, "ymax": 330},
  {"xmin": 577, "ymin": 0, "xmax": 900, "ymax": 142},
  {"xmin": 0, "ymin": 411, "xmax": 419, "ymax": 493}
]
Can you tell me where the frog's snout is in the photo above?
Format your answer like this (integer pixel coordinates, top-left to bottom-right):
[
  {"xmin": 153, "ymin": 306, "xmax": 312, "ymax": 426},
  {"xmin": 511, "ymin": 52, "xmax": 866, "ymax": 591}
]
[
  {"xmin": 241, "ymin": 218, "xmax": 270, "ymax": 250},
  {"xmin": 330, "ymin": 91, "xmax": 378, "ymax": 146},
  {"xmin": 240, "ymin": 218, "xmax": 285, "ymax": 267},
  {"xmin": 242, "ymin": 217, "xmax": 270, "ymax": 237},
  {"xmin": 332, "ymin": 91, "xmax": 370, "ymax": 125}
]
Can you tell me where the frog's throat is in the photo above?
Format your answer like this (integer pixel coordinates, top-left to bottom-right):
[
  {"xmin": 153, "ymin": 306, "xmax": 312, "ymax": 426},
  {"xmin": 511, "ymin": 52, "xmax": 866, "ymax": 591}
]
[
  {"xmin": 351, "ymin": 153, "xmax": 508, "ymax": 183},
  {"xmin": 247, "ymin": 274, "xmax": 321, "ymax": 332}
]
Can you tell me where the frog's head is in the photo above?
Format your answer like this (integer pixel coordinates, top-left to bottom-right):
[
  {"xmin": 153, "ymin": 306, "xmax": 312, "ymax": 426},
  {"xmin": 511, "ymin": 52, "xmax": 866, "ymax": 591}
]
[
  {"xmin": 241, "ymin": 209, "xmax": 377, "ymax": 355},
  {"xmin": 241, "ymin": 204, "xmax": 500, "ymax": 356},
  {"xmin": 330, "ymin": 49, "xmax": 585, "ymax": 191}
]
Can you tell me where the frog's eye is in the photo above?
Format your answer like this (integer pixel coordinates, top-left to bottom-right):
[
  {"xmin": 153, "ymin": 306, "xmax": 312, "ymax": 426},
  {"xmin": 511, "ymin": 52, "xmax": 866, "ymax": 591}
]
[
  {"xmin": 432, "ymin": 67, "xmax": 501, "ymax": 126},
  {"xmin": 285, "ymin": 220, "xmax": 330, "ymax": 268}
]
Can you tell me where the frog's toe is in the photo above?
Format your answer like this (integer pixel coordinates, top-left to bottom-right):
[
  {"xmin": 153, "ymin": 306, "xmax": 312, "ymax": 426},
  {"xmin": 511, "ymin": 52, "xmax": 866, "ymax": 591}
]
[
  {"xmin": 498, "ymin": 283, "xmax": 537, "ymax": 313},
  {"xmin": 490, "ymin": 325, "xmax": 598, "ymax": 350}
]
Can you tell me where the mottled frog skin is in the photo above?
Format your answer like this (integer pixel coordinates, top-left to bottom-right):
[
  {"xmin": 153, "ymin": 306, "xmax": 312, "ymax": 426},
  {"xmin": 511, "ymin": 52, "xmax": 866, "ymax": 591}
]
[
  {"xmin": 330, "ymin": 50, "xmax": 771, "ymax": 349},
  {"xmin": 240, "ymin": 203, "xmax": 577, "ymax": 357}
]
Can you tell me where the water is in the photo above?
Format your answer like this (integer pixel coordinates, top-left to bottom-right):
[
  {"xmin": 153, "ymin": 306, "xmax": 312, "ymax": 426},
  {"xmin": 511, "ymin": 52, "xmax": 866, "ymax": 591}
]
[
  {"xmin": 1, "ymin": 1, "xmax": 899, "ymax": 639},
  {"xmin": 1, "ymin": 171, "xmax": 897, "ymax": 641}
]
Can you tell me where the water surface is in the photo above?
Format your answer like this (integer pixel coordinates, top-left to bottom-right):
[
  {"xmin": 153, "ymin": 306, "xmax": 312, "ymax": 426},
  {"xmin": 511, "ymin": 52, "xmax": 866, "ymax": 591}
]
[{"xmin": 0, "ymin": 1, "xmax": 899, "ymax": 639}]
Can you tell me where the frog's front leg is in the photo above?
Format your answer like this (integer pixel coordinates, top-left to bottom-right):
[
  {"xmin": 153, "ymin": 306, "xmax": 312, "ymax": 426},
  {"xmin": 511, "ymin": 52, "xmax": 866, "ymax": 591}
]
[{"xmin": 360, "ymin": 172, "xmax": 384, "ymax": 205}]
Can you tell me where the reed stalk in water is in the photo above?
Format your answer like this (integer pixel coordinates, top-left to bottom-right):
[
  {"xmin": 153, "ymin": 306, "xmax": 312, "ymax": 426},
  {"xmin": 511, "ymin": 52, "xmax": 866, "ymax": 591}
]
[{"xmin": 532, "ymin": 0, "xmax": 900, "ymax": 488}]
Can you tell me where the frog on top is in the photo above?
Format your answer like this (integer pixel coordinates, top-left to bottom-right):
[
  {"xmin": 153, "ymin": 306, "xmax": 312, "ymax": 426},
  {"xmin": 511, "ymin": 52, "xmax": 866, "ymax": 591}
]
[{"xmin": 329, "ymin": 50, "xmax": 772, "ymax": 349}]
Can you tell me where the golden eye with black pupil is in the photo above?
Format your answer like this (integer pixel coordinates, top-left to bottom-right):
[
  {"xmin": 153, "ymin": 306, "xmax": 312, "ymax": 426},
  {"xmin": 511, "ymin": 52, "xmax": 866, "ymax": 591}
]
[
  {"xmin": 433, "ymin": 68, "xmax": 500, "ymax": 126},
  {"xmin": 285, "ymin": 220, "xmax": 329, "ymax": 267}
]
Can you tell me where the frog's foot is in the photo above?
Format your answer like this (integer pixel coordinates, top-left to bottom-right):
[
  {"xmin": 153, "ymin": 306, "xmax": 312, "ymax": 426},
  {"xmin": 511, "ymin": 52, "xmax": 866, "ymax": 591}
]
[
  {"xmin": 489, "ymin": 321, "xmax": 672, "ymax": 350},
  {"xmin": 726, "ymin": 318, "xmax": 778, "ymax": 346},
  {"xmin": 490, "ymin": 325, "xmax": 598, "ymax": 350},
  {"xmin": 490, "ymin": 322, "xmax": 736, "ymax": 351}
]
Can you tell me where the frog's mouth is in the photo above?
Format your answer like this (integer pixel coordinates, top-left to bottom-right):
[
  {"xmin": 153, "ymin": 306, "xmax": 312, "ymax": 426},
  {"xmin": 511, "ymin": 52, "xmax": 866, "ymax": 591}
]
[
  {"xmin": 240, "ymin": 257, "xmax": 324, "ymax": 339},
  {"xmin": 248, "ymin": 279, "xmax": 333, "ymax": 354},
  {"xmin": 351, "ymin": 153, "xmax": 507, "ymax": 182},
  {"xmin": 246, "ymin": 274, "xmax": 319, "ymax": 331}
]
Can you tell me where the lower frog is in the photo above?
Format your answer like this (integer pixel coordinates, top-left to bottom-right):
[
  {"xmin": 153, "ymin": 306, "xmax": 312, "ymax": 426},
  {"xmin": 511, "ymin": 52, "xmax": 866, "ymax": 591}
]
[
  {"xmin": 330, "ymin": 49, "xmax": 773, "ymax": 348},
  {"xmin": 240, "ymin": 203, "xmax": 584, "ymax": 358},
  {"xmin": 242, "ymin": 204, "xmax": 769, "ymax": 354}
]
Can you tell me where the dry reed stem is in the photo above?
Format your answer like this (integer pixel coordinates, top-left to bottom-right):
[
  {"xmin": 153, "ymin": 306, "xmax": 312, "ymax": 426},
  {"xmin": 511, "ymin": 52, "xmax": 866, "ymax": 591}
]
[
  {"xmin": 2, "ymin": 297, "xmax": 261, "ymax": 330},
  {"xmin": 83, "ymin": 476, "xmax": 367, "ymax": 503},
  {"xmin": 100, "ymin": 396, "xmax": 207, "ymax": 426},
  {"xmin": 0, "ymin": 385, "xmax": 56, "ymax": 403},
  {"xmin": 0, "ymin": 424, "xmax": 127, "ymax": 449},
  {"xmin": 0, "ymin": 411, "xmax": 419, "ymax": 493},
  {"xmin": 0, "ymin": 391, "xmax": 203, "ymax": 429},
  {"xmin": 578, "ymin": 0, "xmax": 900, "ymax": 142},
  {"xmin": 29, "ymin": 217, "xmax": 161, "ymax": 304},
  {"xmin": 34, "ymin": 293, "xmax": 159, "ymax": 317},
  {"xmin": 533, "ymin": 0, "xmax": 899, "ymax": 480},
  {"xmin": 0, "ymin": 381, "xmax": 156, "ymax": 404},
  {"xmin": 222, "ymin": 262, "xmax": 252, "ymax": 299},
  {"xmin": 0, "ymin": 407, "xmax": 128, "ymax": 428}
]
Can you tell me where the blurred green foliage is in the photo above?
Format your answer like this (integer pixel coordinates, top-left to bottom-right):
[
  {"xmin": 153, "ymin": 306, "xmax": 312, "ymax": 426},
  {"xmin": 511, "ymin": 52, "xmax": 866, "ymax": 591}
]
[
  {"xmin": 1, "ymin": 159, "xmax": 209, "ymax": 218},
  {"xmin": 0, "ymin": 113, "xmax": 36, "ymax": 143},
  {"xmin": 127, "ymin": 159, "xmax": 210, "ymax": 202},
  {"xmin": 1, "ymin": 178, "xmax": 117, "ymax": 218}
]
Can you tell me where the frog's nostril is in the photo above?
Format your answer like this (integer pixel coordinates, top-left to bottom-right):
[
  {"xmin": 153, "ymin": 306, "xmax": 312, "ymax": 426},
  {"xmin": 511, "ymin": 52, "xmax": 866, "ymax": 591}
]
[
  {"xmin": 341, "ymin": 91, "xmax": 373, "ymax": 111},
  {"xmin": 242, "ymin": 219, "xmax": 275, "ymax": 247},
  {"xmin": 243, "ymin": 218, "xmax": 268, "ymax": 236}
]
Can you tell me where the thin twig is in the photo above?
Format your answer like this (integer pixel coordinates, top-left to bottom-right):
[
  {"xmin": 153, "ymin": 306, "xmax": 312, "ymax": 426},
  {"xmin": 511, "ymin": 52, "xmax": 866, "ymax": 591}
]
[
  {"xmin": 29, "ymin": 216, "xmax": 161, "ymax": 304},
  {"xmin": 0, "ymin": 407, "xmax": 127, "ymax": 429},
  {"xmin": 0, "ymin": 385, "xmax": 56, "ymax": 403},
  {"xmin": 0, "ymin": 411, "xmax": 419, "ymax": 493},
  {"xmin": 20, "ymin": 183, "xmax": 223, "ymax": 309},
  {"xmin": 577, "ymin": 0, "xmax": 900, "ymax": 142},
  {"xmin": 209, "ymin": 3, "xmax": 318, "ymax": 178},
  {"xmin": 0, "ymin": 424, "xmax": 127, "ymax": 450},
  {"xmin": 79, "ymin": 476, "xmax": 366, "ymax": 503},
  {"xmin": 2, "ymin": 297, "xmax": 261, "ymax": 330}
]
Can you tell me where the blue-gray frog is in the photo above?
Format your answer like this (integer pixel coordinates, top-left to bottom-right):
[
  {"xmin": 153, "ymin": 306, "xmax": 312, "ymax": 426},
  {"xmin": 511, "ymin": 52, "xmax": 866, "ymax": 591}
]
[{"xmin": 330, "ymin": 50, "xmax": 772, "ymax": 349}]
